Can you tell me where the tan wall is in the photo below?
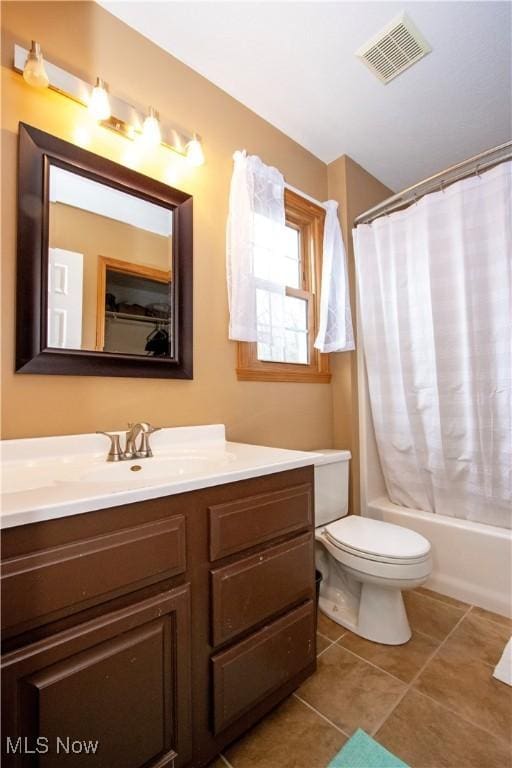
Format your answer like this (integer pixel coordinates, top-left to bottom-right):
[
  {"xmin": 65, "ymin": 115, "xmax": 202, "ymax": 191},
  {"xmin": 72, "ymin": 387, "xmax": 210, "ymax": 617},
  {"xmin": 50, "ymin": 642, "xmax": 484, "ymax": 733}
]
[
  {"xmin": 1, "ymin": 1, "xmax": 333, "ymax": 447},
  {"xmin": 327, "ymin": 156, "xmax": 392, "ymax": 513},
  {"xmin": 49, "ymin": 202, "xmax": 171, "ymax": 349}
]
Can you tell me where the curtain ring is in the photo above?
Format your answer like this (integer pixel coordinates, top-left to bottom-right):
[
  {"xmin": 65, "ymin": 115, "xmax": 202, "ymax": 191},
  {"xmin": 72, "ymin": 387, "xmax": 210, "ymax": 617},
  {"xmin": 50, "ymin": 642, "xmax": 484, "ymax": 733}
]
[
  {"xmin": 440, "ymin": 180, "xmax": 445, "ymax": 193},
  {"xmin": 475, "ymin": 163, "xmax": 481, "ymax": 178}
]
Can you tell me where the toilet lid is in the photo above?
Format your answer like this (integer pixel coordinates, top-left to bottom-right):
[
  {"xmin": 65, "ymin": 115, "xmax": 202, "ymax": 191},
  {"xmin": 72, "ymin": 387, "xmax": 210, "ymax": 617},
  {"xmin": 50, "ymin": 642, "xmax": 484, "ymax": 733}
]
[{"xmin": 325, "ymin": 515, "xmax": 431, "ymax": 560}]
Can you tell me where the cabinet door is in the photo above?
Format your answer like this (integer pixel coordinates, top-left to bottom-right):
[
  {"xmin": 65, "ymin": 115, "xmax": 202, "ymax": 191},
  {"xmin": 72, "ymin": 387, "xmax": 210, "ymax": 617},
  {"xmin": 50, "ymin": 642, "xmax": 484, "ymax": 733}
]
[{"xmin": 1, "ymin": 587, "xmax": 191, "ymax": 768}]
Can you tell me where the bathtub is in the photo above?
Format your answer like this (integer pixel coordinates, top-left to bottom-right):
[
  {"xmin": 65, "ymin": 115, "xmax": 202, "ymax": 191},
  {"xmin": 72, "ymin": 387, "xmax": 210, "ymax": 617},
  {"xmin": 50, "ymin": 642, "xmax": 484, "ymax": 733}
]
[{"xmin": 365, "ymin": 496, "xmax": 512, "ymax": 618}]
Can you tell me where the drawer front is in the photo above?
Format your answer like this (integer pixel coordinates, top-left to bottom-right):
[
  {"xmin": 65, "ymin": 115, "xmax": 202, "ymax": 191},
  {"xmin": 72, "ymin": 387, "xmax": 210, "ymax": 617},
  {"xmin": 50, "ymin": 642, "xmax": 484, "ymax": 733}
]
[
  {"xmin": 211, "ymin": 533, "xmax": 314, "ymax": 646},
  {"xmin": 1, "ymin": 515, "xmax": 186, "ymax": 632},
  {"xmin": 209, "ymin": 483, "xmax": 312, "ymax": 561},
  {"xmin": 211, "ymin": 600, "xmax": 315, "ymax": 733}
]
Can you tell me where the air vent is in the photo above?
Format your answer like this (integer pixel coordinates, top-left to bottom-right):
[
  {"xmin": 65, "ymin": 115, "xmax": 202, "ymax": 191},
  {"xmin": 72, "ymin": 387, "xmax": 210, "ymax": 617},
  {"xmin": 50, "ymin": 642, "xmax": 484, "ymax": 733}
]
[{"xmin": 356, "ymin": 13, "xmax": 431, "ymax": 84}]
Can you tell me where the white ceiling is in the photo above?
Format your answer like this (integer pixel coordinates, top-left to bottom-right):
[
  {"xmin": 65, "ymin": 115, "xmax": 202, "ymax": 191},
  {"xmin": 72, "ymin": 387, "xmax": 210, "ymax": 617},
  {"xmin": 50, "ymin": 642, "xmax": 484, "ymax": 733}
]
[{"xmin": 99, "ymin": 1, "xmax": 511, "ymax": 191}]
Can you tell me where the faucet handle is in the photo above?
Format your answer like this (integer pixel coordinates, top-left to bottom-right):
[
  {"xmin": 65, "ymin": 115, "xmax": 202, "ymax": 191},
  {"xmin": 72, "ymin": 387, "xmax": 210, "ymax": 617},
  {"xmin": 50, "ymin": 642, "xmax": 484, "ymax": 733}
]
[
  {"xmin": 137, "ymin": 432, "xmax": 152, "ymax": 458},
  {"xmin": 137, "ymin": 428, "xmax": 161, "ymax": 458},
  {"xmin": 96, "ymin": 431, "xmax": 124, "ymax": 462}
]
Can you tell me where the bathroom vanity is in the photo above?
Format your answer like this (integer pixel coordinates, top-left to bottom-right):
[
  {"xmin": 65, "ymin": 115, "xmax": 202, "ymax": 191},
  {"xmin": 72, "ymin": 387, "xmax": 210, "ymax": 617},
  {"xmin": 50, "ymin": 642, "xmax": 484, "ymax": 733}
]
[{"xmin": 1, "ymin": 427, "xmax": 318, "ymax": 767}]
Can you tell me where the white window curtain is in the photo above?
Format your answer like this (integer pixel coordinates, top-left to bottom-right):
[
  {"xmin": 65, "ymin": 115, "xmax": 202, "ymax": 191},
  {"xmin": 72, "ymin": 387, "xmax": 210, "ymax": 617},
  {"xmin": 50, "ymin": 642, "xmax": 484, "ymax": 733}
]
[
  {"xmin": 227, "ymin": 152, "xmax": 354, "ymax": 356},
  {"xmin": 354, "ymin": 161, "xmax": 512, "ymax": 529},
  {"xmin": 226, "ymin": 150, "xmax": 287, "ymax": 343},
  {"xmin": 314, "ymin": 201, "xmax": 355, "ymax": 353}
]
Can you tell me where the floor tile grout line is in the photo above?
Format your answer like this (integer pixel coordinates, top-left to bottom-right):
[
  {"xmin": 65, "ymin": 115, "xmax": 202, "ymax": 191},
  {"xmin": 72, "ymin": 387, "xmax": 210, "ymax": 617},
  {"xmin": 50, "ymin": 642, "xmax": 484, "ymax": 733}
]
[
  {"xmin": 318, "ymin": 629, "xmax": 346, "ymax": 644},
  {"xmin": 293, "ymin": 691, "xmax": 351, "ymax": 739},
  {"xmin": 467, "ymin": 605, "xmax": 512, "ymax": 630},
  {"xmin": 369, "ymin": 602, "xmax": 474, "ymax": 737},
  {"xmin": 411, "ymin": 686, "xmax": 512, "ymax": 748},
  {"xmin": 338, "ymin": 625, "xmax": 443, "ymax": 645},
  {"xmin": 219, "ymin": 754, "xmax": 234, "ymax": 768},
  {"xmin": 330, "ymin": 642, "xmax": 411, "ymax": 686},
  {"xmin": 398, "ymin": 627, "xmax": 450, "ymax": 644},
  {"xmin": 317, "ymin": 639, "xmax": 336, "ymax": 658},
  {"xmin": 413, "ymin": 588, "xmax": 471, "ymax": 611}
]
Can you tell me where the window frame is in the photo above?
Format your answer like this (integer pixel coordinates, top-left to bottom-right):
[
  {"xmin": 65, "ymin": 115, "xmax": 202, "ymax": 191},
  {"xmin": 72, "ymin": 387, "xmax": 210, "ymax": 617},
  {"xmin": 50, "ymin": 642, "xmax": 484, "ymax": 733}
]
[{"xmin": 237, "ymin": 189, "xmax": 331, "ymax": 383}]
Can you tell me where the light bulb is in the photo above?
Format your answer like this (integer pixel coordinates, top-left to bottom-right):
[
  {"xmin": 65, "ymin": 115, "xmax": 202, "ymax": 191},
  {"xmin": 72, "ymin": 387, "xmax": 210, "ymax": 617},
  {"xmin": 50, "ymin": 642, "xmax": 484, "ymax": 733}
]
[
  {"xmin": 186, "ymin": 136, "xmax": 205, "ymax": 167},
  {"xmin": 142, "ymin": 107, "xmax": 161, "ymax": 147},
  {"xmin": 89, "ymin": 77, "xmax": 111, "ymax": 121},
  {"xmin": 23, "ymin": 41, "xmax": 49, "ymax": 88}
]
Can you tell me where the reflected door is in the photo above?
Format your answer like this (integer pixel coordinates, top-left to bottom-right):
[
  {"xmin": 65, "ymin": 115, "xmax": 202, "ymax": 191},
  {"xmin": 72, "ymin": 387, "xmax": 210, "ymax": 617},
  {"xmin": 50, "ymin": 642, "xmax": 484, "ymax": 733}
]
[{"xmin": 47, "ymin": 248, "xmax": 84, "ymax": 349}]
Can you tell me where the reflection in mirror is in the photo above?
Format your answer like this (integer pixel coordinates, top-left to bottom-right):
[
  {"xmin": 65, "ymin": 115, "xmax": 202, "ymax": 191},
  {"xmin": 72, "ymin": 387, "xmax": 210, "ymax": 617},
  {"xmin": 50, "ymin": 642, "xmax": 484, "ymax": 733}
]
[{"xmin": 48, "ymin": 166, "xmax": 174, "ymax": 357}]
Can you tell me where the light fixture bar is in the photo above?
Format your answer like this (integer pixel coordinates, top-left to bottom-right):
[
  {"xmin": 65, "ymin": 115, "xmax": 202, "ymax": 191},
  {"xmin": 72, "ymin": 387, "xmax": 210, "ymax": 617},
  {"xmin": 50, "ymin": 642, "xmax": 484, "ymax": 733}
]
[{"xmin": 13, "ymin": 44, "xmax": 200, "ymax": 158}]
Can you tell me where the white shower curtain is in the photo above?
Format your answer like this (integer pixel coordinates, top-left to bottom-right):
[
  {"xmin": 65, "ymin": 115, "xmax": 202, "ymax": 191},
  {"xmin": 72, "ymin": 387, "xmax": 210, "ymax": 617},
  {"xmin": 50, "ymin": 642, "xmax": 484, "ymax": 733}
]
[{"xmin": 354, "ymin": 161, "xmax": 512, "ymax": 529}]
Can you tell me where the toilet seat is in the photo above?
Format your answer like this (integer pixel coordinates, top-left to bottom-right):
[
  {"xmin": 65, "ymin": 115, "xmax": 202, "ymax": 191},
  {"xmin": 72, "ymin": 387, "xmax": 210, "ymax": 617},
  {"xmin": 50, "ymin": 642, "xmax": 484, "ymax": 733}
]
[
  {"xmin": 316, "ymin": 526, "xmax": 432, "ymax": 582},
  {"xmin": 324, "ymin": 515, "xmax": 431, "ymax": 565}
]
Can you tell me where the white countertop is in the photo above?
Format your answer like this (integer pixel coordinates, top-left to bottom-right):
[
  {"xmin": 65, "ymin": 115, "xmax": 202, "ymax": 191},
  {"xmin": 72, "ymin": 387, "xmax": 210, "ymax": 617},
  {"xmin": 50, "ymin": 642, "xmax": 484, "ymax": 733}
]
[{"xmin": 0, "ymin": 425, "xmax": 321, "ymax": 529}]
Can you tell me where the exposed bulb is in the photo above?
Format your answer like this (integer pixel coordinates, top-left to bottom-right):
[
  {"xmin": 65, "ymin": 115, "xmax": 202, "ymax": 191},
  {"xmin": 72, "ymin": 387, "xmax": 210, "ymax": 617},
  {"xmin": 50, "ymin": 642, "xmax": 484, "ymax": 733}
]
[
  {"xmin": 23, "ymin": 41, "xmax": 49, "ymax": 88},
  {"xmin": 89, "ymin": 77, "xmax": 111, "ymax": 121},
  {"xmin": 142, "ymin": 107, "xmax": 161, "ymax": 147},
  {"xmin": 186, "ymin": 136, "xmax": 205, "ymax": 167}
]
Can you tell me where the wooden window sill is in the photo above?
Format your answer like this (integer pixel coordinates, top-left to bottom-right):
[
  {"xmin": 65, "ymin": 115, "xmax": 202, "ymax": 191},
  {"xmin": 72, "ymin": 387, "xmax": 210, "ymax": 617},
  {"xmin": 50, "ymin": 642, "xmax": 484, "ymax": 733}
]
[{"xmin": 236, "ymin": 367, "xmax": 331, "ymax": 384}]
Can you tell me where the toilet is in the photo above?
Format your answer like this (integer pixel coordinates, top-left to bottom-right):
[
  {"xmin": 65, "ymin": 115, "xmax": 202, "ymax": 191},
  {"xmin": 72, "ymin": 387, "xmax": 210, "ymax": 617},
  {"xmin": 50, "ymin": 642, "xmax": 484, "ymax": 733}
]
[{"xmin": 313, "ymin": 450, "xmax": 432, "ymax": 645}]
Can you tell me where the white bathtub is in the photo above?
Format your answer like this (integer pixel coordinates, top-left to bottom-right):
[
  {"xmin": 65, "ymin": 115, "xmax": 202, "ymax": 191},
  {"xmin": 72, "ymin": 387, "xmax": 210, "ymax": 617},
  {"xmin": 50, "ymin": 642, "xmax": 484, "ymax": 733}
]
[{"xmin": 365, "ymin": 496, "xmax": 512, "ymax": 618}]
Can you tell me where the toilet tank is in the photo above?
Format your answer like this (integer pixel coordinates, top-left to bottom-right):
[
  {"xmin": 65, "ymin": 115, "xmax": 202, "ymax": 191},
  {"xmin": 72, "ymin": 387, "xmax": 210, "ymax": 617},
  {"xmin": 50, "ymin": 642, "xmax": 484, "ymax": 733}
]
[{"xmin": 312, "ymin": 449, "xmax": 351, "ymax": 527}]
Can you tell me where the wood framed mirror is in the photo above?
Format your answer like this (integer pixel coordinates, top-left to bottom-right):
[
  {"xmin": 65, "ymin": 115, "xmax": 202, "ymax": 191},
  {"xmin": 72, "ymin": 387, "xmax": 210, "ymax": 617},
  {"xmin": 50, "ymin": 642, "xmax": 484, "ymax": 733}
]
[{"xmin": 16, "ymin": 123, "xmax": 193, "ymax": 379}]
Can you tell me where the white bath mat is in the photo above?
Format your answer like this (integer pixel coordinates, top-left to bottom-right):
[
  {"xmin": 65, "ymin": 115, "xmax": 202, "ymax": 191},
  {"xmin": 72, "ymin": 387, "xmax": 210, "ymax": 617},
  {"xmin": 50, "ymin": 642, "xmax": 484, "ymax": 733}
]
[{"xmin": 493, "ymin": 637, "xmax": 512, "ymax": 686}]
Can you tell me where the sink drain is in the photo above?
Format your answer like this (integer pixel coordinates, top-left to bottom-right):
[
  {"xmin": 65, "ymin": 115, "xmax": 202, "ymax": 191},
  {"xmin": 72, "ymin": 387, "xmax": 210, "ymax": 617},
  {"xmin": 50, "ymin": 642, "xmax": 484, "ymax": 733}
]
[{"xmin": 130, "ymin": 465, "xmax": 142, "ymax": 472}]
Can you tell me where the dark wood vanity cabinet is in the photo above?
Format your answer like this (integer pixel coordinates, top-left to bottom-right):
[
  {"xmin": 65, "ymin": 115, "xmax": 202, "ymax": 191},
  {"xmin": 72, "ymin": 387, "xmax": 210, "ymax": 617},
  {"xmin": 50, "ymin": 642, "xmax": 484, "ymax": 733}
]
[{"xmin": 1, "ymin": 467, "xmax": 316, "ymax": 768}]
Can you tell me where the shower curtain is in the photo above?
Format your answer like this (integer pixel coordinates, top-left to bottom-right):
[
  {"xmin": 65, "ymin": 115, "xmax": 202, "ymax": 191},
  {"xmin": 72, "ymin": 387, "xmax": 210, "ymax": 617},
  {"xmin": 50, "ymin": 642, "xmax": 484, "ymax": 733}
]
[{"xmin": 354, "ymin": 161, "xmax": 511, "ymax": 529}]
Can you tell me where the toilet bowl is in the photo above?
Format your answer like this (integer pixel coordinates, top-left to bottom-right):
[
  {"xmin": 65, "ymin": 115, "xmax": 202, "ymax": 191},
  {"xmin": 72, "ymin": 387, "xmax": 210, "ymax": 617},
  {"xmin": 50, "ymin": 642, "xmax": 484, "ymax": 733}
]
[{"xmin": 313, "ymin": 450, "xmax": 432, "ymax": 645}]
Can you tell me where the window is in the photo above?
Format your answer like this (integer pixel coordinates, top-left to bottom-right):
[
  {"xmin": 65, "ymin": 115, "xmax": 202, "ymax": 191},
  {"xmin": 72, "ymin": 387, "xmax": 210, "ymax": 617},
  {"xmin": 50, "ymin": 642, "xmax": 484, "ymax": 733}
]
[{"xmin": 237, "ymin": 189, "xmax": 331, "ymax": 383}]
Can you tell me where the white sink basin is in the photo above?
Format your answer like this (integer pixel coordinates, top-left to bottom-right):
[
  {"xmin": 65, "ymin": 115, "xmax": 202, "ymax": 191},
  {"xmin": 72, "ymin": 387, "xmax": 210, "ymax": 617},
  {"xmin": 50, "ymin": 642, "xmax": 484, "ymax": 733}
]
[
  {"xmin": 1, "ymin": 450, "xmax": 237, "ymax": 493},
  {"xmin": 78, "ymin": 452, "xmax": 237, "ymax": 485}
]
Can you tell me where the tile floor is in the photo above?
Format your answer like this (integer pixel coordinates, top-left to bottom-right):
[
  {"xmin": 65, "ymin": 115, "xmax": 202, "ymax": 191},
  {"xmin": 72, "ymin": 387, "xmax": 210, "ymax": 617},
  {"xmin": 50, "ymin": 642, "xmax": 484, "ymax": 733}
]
[{"xmin": 212, "ymin": 588, "xmax": 512, "ymax": 768}]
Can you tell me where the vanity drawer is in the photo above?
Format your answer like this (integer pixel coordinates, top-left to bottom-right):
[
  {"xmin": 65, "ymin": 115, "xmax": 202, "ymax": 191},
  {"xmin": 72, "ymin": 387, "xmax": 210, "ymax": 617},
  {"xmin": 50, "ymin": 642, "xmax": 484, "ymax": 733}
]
[
  {"xmin": 210, "ymin": 532, "xmax": 314, "ymax": 646},
  {"xmin": 1, "ymin": 515, "xmax": 186, "ymax": 632},
  {"xmin": 211, "ymin": 600, "xmax": 315, "ymax": 733},
  {"xmin": 208, "ymin": 482, "xmax": 313, "ymax": 561}
]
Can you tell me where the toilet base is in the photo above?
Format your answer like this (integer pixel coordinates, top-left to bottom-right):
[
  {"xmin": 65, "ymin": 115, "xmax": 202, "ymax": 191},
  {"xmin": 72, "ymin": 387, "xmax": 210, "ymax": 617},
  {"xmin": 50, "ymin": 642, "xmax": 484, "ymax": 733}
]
[{"xmin": 319, "ymin": 582, "xmax": 412, "ymax": 645}]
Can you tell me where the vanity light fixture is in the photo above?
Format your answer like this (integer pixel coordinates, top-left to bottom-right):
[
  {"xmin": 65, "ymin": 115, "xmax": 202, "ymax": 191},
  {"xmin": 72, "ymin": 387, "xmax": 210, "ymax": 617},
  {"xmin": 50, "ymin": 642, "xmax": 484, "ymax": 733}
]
[
  {"xmin": 23, "ymin": 41, "xmax": 49, "ymax": 89},
  {"xmin": 89, "ymin": 77, "xmax": 111, "ymax": 122},
  {"xmin": 13, "ymin": 42, "xmax": 205, "ymax": 166},
  {"xmin": 186, "ymin": 136, "xmax": 205, "ymax": 167},
  {"xmin": 142, "ymin": 107, "xmax": 162, "ymax": 147}
]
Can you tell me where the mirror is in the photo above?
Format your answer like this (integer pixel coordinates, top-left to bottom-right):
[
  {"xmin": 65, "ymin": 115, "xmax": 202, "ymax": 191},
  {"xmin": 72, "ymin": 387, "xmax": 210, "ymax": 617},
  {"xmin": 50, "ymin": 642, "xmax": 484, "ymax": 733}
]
[
  {"xmin": 48, "ymin": 166, "xmax": 174, "ymax": 357},
  {"xmin": 16, "ymin": 124, "xmax": 193, "ymax": 378}
]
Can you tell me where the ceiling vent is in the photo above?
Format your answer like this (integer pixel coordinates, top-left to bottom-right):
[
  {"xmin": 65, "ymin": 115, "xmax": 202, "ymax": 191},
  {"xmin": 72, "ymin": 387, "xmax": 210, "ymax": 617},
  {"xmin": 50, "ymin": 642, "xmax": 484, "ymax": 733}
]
[{"xmin": 356, "ymin": 13, "xmax": 431, "ymax": 84}]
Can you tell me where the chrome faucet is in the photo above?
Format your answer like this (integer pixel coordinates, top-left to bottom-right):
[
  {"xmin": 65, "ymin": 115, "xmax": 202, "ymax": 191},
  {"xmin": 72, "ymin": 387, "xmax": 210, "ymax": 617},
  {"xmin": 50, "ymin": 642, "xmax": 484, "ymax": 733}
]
[
  {"xmin": 125, "ymin": 422, "xmax": 160, "ymax": 459},
  {"xmin": 97, "ymin": 423, "xmax": 161, "ymax": 462}
]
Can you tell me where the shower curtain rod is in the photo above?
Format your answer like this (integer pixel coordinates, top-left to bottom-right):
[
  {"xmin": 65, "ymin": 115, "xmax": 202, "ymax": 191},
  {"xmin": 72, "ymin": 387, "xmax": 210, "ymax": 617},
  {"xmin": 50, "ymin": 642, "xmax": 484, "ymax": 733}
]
[{"xmin": 355, "ymin": 140, "xmax": 512, "ymax": 225}]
